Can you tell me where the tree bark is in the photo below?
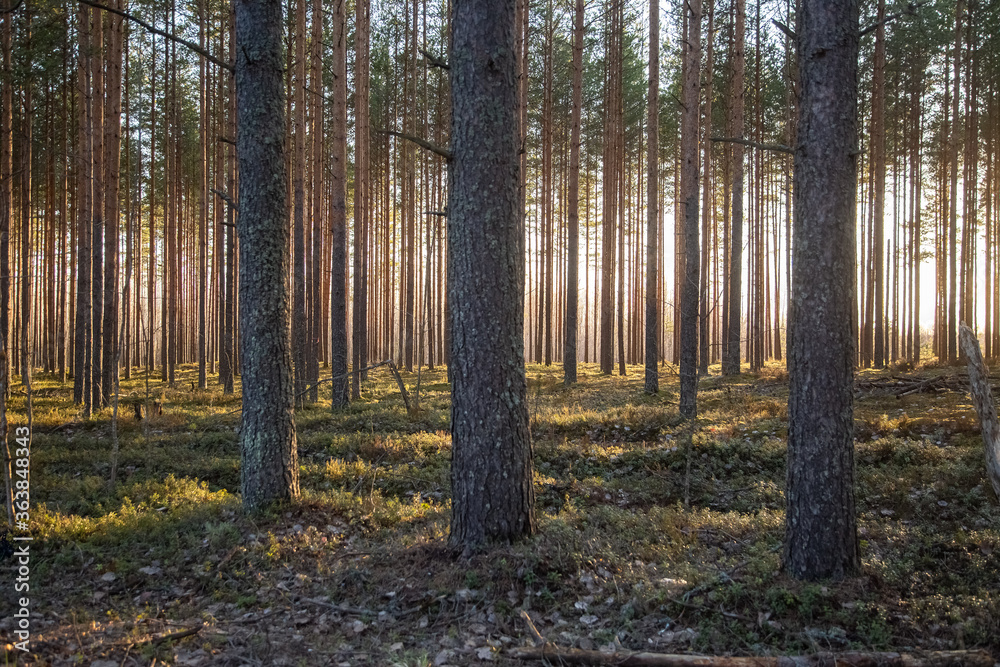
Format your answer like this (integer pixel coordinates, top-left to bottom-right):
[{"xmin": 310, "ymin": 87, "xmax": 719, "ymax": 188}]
[
  {"xmin": 196, "ymin": 0, "xmax": 208, "ymax": 389},
  {"xmin": 947, "ymin": 0, "xmax": 961, "ymax": 363},
  {"xmin": 959, "ymin": 324, "xmax": 1000, "ymax": 500},
  {"xmin": 91, "ymin": 8, "xmax": 104, "ymax": 407},
  {"xmin": 0, "ymin": 0, "xmax": 11, "ymax": 393},
  {"xmin": 292, "ymin": 0, "xmax": 308, "ymax": 407},
  {"xmin": 679, "ymin": 0, "xmax": 701, "ymax": 419},
  {"xmin": 565, "ymin": 0, "xmax": 583, "ymax": 387},
  {"xmin": 330, "ymin": 0, "xmax": 349, "ymax": 408},
  {"xmin": 871, "ymin": 0, "xmax": 885, "ymax": 368},
  {"xmin": 74, "ymin": 5, "xmax": 93, "ymax": 409},
  {"xmin": 235, "ymin": 0, "xmax": 299, "ymax": 511},
  {"xmin": 19, "ymin": 9, "xmax": 31, "ymax": 387},
  {"xmin": 104, "ymin": 2, "xmax": 123, "ymax": 401},
  {"xmin": 352, "ymin": 0, "xmax": 370, "ymax": 398},
  {"xmin": 599, "ymin": 0, "xmax": 619, "ymax": 375},
  {"xmin": 644, "ymin": 0, "xmax": 659, "ymax": 393},
  {"xmin": 785, "ymin": 0, "xmax": 860, "ymax": 581},
  {"xmin": 307, "ymin": 0, "xmax": 323, "ymax": 402},
  {"xmin": 699, "ymin": 0, "xmax": 715, "ymax": 377},
  {"xmin": 448, "ymin": 0, "xmax": 535, "ymax": 550}
]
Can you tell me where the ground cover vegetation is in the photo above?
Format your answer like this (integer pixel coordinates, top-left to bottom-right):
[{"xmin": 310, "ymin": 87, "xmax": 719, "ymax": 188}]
[{"xmin": 2, "ymin": 360, "xmax": 998, "ymax": 665}]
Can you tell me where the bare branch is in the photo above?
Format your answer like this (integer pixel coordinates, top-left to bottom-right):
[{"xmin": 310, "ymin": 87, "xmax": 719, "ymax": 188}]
[
  {"xmin": 420, "ymin": 48, "xmax": 449, "ymax": 70},
  {"xmin": 75, "ymin": 0, "xmax": 233, "ymax": 73},
  {"xmin": 378, "ymin": 128, "xmax": 452, "ymax": 161},
  {"xmin": 212, "ymin": 189, "xmax": 239, "ymax": 214},
  {"xmin": 710, "ymin": 136, "xmax": 793, "ymax": 155},
  {"xmin": 860, "ymin": 1, "xmax": 929, "ymax": 37},
  {"xmin": 772, "ymin": 19, "xmax": 796, "ymax": 41}
]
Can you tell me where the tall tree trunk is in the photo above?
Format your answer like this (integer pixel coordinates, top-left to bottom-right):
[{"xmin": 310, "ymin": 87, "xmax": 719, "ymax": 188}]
[
  {"xmin": 871, "ymin": 0, "xmax": 885, "ymax": 368},
  {"xmin": 644, "ymin": 0, "xmax": 659, "ymax": 393},
  {"xmin": 565, "ymin": 0, "xmax": 583, "ymax": 387},
  {"xmin": 196, "ymin": 0, "xmax": 208, "ymax": 389},
  {"xmin": 679, "ymin": 0, "xmax": 701, "ymax": 419},
  {"xmin": 947, "ymin": 0, "xmax": 961, "ymax": 363},
  {"xmin": 223, "ymin": 17, "xmax": 236, "ymax": 395},
  {"xmin": 91, "ymin": 8, "xmax": 104, "ymax": 407},
  {"xmin": 785, "ymin": 0, "xmax": 860, "ymax": 581},
  {"xmin": 330, "ymin": 0, "xmax": 349, "ymax": 408},
  {"xmin": 292, "ymin": 0, "xmax": 308, "ymax": 406},
  {"xmin": 308, "ymin": 0, "xmax": 323, "ymax": 402},
  {"xmin": 74, "ymin": 5, "xmax": 93, "ymax": 410},
  {"xmin": 600, "ymin": 0, "xmax": 620, "ymax": 375},
  {"xmin": 448, "ymin": 0, "xmax": 535, "ymax": 550},
  {"xmin": 19, "ymin": 10, "xmax": 31, "ymax": 386},
  {"xmin": 236, "ymin": 0, "xmax": 299, "ymax": 511},
  {"xmin": 910, "ymin": 83, "xmax": 921, "ymax": 362},
  {"xmin": 146, "ymin": 32, "xmax": 156, "ymax": 376},
  {"xmin": 352, "ymin": 0, "xmax": 370, "ymax": 398},
  {"xmin": 699, "ymin": 0, "xmax": 714, "ymax": 376},
  {"xmin": 0, "ymin": 0, "xmax": 11, "ymax": 392},
  {"xmin": 103, "ymin": 3, "xmax": 123, "ymax": 402}
]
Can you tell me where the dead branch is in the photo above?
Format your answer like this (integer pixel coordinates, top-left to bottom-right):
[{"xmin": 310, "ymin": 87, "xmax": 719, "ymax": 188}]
[
  {"xmin": 509, "ymin": 647, "xmax": 994, "ymax": 667},
  {"xmin": 518, "ymin": 610, "xmax": 545, "ymax": 647},
  {"xmin": 960, "ymin": 323, "xmax": 1000, "ymax": 500},
  {"xmin": 140, "ymin": 626, "xmax": 201, "ymax": 646},
  {"xmin": 860, "ymin": 1, "xmax": 930, "ymax": 38},
  {"xmin": 853, "ymin": 372, "xmax": 1000, "ymax": 398},
  {"xmin": 420, "ymin": 48, "xmax": 449, "ymax": 70},
  {"xmin": 710, "ymin": 136, "xmax": 793, "ymax": 155},
  {"xmin": 211, "ymin": 189, "xmax": 239, "ymax": 214},
  {"xmin": 386, "ymin": 360, "xmax": 412, "ymax": 413},
  {"xmin": 75, "ymin": 0, "xmax": 233, "ymax": 73},
  {"xmin": 772, "ymin": 19, "xmax": 796, "ymax": 41},
  {"xmin": 378, "ymin": 128, "xmax": 452, "ymax": 160}
]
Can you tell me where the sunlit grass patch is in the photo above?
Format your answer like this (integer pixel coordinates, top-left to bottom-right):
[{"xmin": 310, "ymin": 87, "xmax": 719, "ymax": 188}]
[{"xmin": 11, "ymin": 359, "xmax": 1000, "ymax": 662}]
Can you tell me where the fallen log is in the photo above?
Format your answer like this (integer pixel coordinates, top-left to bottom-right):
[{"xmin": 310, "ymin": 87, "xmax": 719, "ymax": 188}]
[
  {"xmin": 959, "ymin": 323, "xmax": 1000, "ymax": 500},
  {"xmin": 508, "ymin": 646, "xmax": 994, "ymax": 667}
]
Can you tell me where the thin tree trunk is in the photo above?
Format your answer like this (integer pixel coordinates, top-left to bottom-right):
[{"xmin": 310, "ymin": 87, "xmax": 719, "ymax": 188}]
[
  {"xmin": 679, "ymin": 0, "xmax": 701, "ymax": 419},
  {"xmin": 947, "ymin": 0, "xmax": 961, "ymax": 362},
  {"xmin": 699, "ymin": 0, "xmax": 714, "ymax": 376},
  {"xmin": 292, "ymin": 0, "xmax": 308, "ymax": 406},
  {"xmin": 74, "ymin": 5, "xmax": 93, "ymax": 410},
  {"xmin": 871, "ymin": 0, "xmax": 885, "ymax": 368},
  {"xmin": 0, "ymin": 0, "xmax": 11, "ymax": 392},
  {"xmin": 723, "ymin": 0, "xmax": 744, "ymax": 376},
  {"xmin": 91, "ymin": 8, "xmax": 104, "ymax": 406},
  {"xmin": 565, "ymin": 0, "xmax": 583, "ymax": 386},
  {"xmin": 599, "ymin": 0, "xmax": 619, "ymax": 375},
  {"xmin": 352, "ymin": 0, "xmax": 369, "ymax": 398},
  {"xmin": 19, "ymin": 10, "xmax": 32, "ymax": 387},
  {"xmin": 103, "ymin": 2, "xmax": 123, "ymax": 401},
  {"xmin": 330, "ymin": 0, "xmax": 349, "ymax": 408}
]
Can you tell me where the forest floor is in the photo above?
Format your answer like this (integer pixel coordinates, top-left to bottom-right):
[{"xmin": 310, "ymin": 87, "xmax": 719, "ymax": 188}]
[{"xmin": 2, "ymin": 358, "xmax": 999, "ymax": 666}]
